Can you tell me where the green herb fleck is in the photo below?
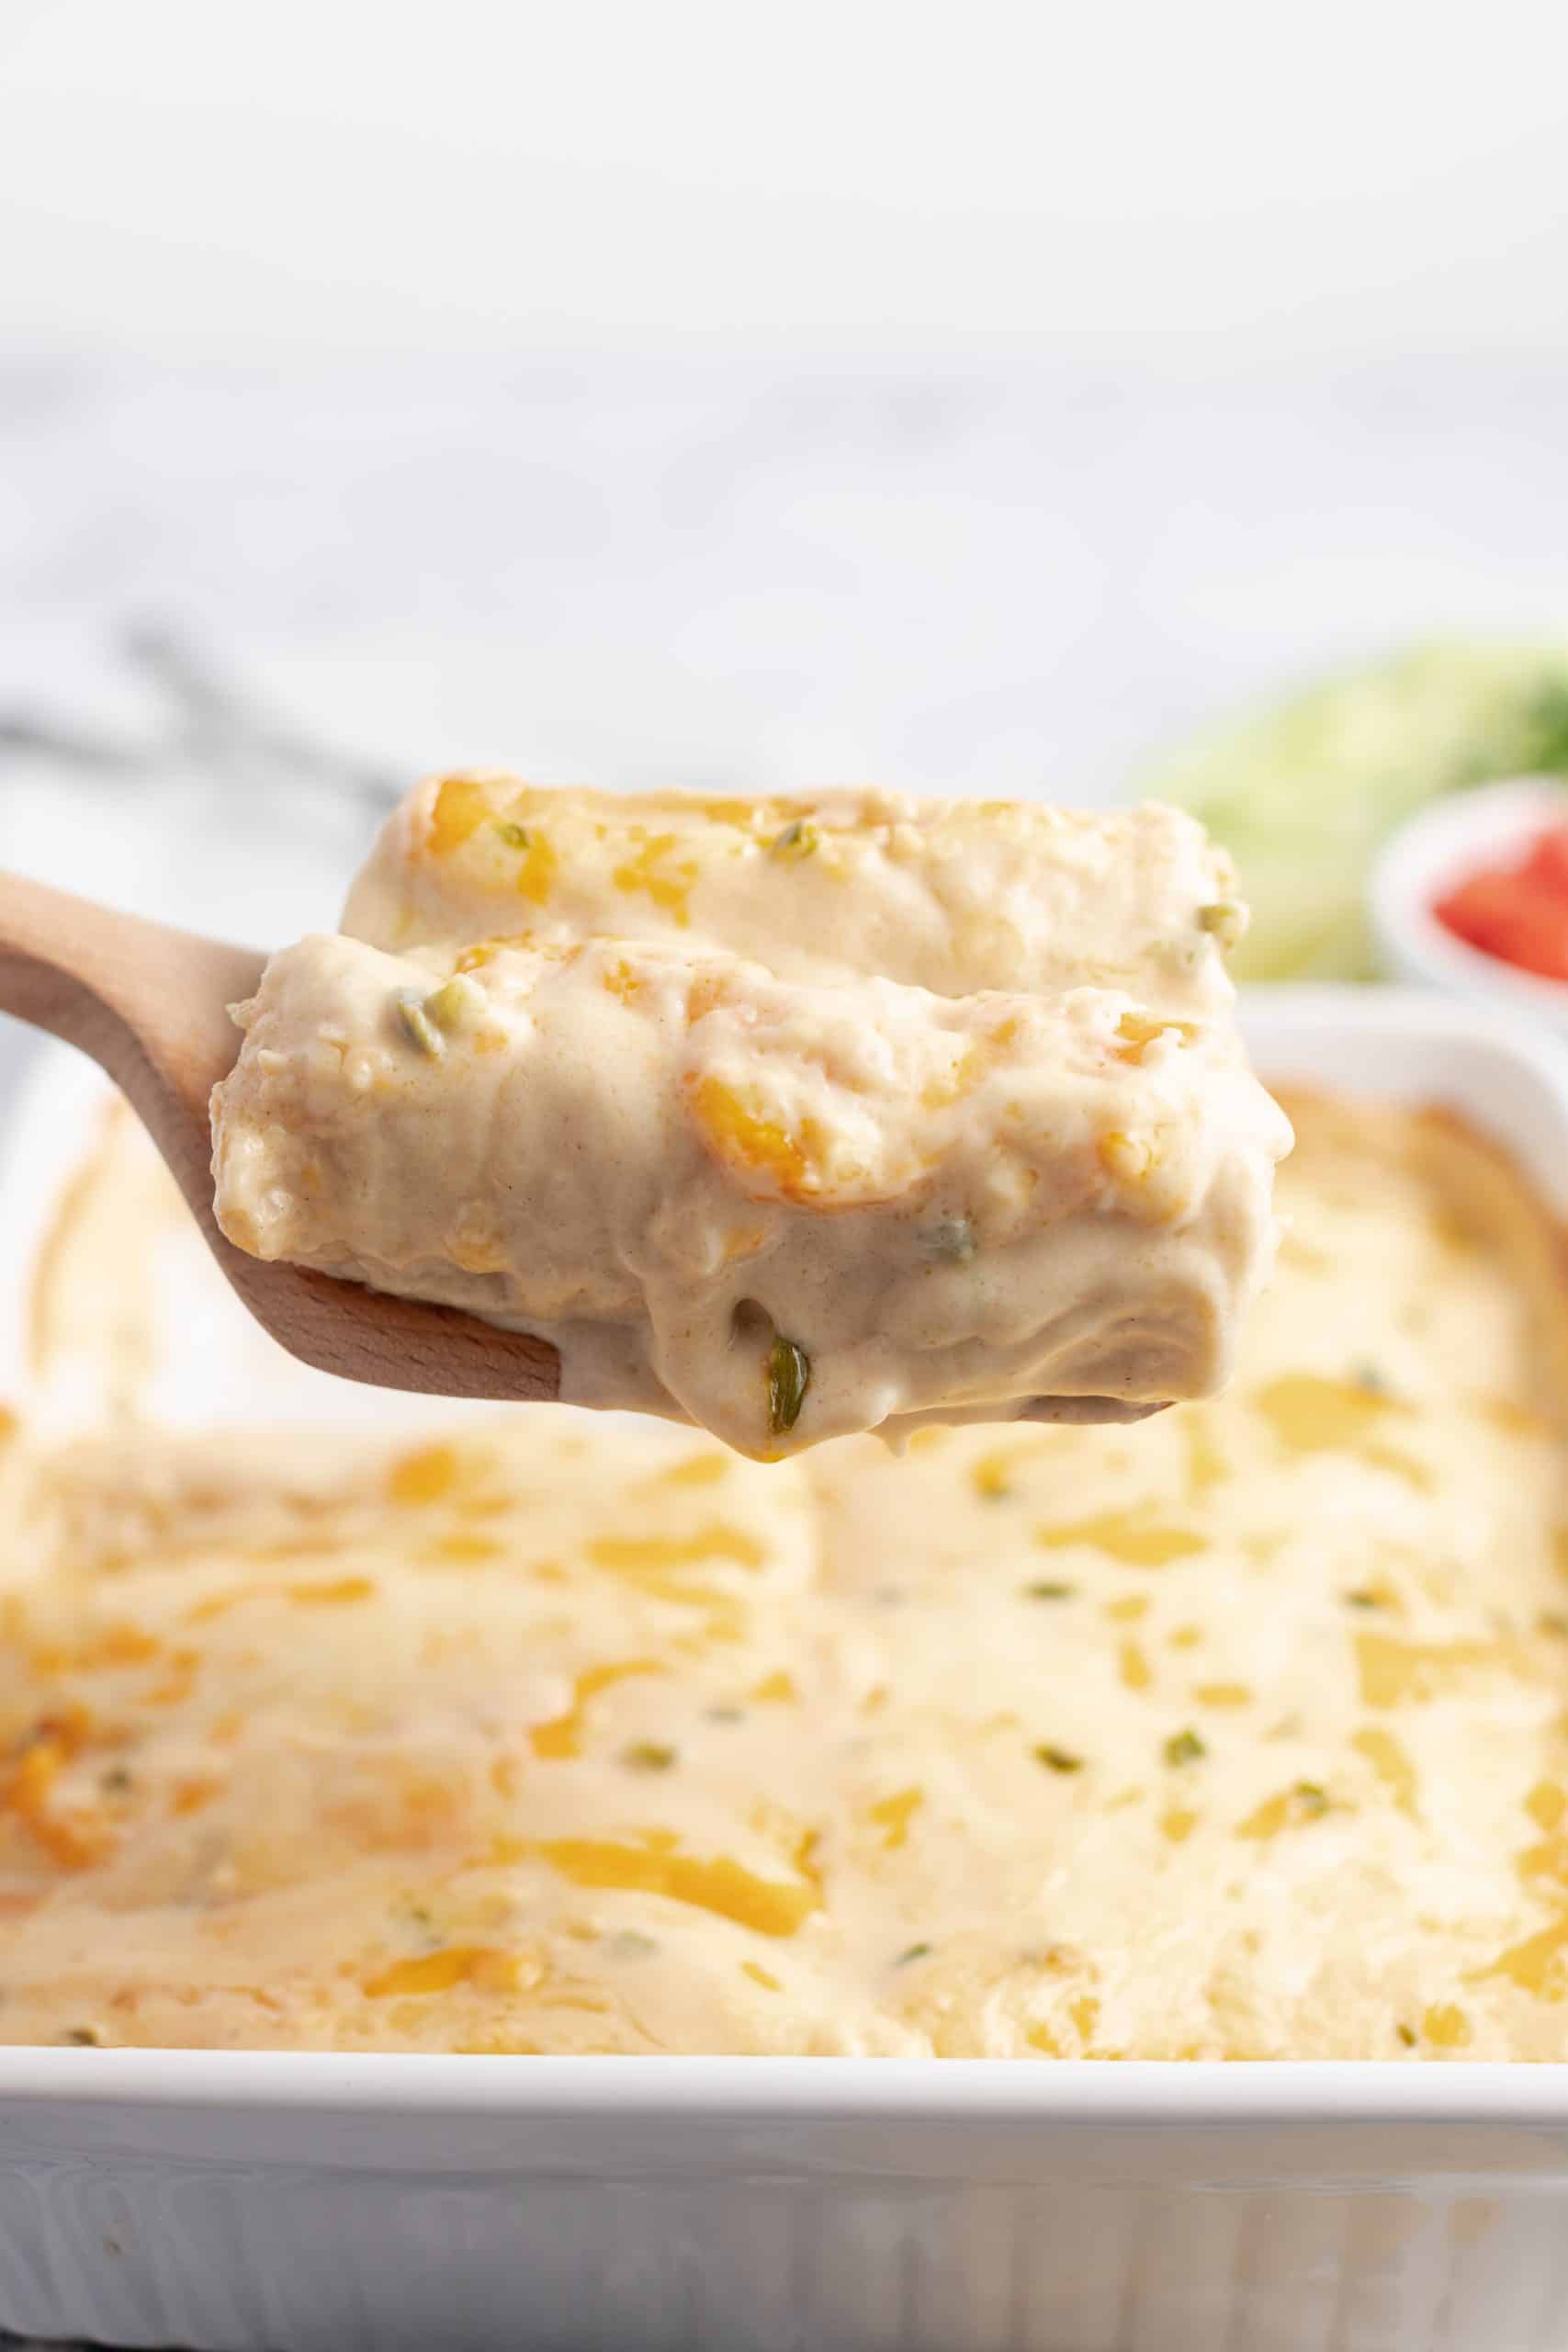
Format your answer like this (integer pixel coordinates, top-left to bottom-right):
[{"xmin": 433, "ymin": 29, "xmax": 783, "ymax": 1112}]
[
  {"xmin": 1352, "ymin": 1362, "xmax": 1389, "ymax": 1396},
  {"xmin": 765, "ymin": 1334, "xmax": 811, "ymax": 1436},
  {"xmin": 61, "ymin": 2026, "xmax": 102, "ymax": 2047},
  {"xmin": 395, "ymin": 989, "xmax": 444, "ymax": 1057},
  {"xmin": 1163, "ymin": 1728, "xmax": 1207, "ymax": 1768},
  {"xmin": 1024, "ymin": 1580, "xmax": 1076, "ymax": 1601},
  {"xmin": 100, "ymin": 1764, "xmax": 133, "ymax": 1793},
  {"xmin": 607, "ymin": 1929, "xmax": 660, "ymax": 1959},
  {"xmin": 1396, "ymin": 2021, "xmax": 1417, "ymax": 2048},
  {"xmin": 921, "ymin": 1216, "xmax": 976, "ymax": 1264},
  {"xmin": 423, "ymin": 973, "xmax": 484, "ymax": 1035},
  {"xmin": 622, "ymin": 1741, "xmax": 677, "ymax": 1773},
  {"xmin": 1197, "ymin": 899, "xmax": 1247, "ymax": 950},
  {"xmin": 495, "ymin": 819, "xmax": 530, "ymax": 849},
  {"xmin": 895, "ymin": 1941, "xmax": 932, "ymax": 1966},
  {"xmin": 769, "ymin": 819, "xmax": 818, "ymax": 862},
  {"xmin": 1292, "ymin": 1780, "xmax": 1330, "ymax": 1819},
  {"xmin": 1034, "ymin": 1744, "xmax": 1085, "ymax": 1775},
  {"xmin": 1344, "ymin": 1589, "xmax": 1383, "ymax": 1611}
]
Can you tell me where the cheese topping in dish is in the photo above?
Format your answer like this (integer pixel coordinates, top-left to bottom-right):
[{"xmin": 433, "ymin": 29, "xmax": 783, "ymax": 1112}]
[
  {"xmin": 211, "ymin": 781, "xmax": 1290, "ymax": 1453},
  {"xmin": 5, "ymin": 1091, "xmax": 1568, "ymax": 2059}
]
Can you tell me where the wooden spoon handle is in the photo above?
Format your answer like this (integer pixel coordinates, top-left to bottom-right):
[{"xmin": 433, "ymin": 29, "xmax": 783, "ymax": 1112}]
[{"xmin": 0, "ymin": 866, "xmax": 264, "ymax": 1206}]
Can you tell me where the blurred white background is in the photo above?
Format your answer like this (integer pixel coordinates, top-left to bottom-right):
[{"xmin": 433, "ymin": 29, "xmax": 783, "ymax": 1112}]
[
  {"xmin": 1, "ymin": 0, "xmax": 1568, "ymax": 933},
  {"xmin": 6, "ymin": 0, "xmax": 1568, "ymax": 357}
]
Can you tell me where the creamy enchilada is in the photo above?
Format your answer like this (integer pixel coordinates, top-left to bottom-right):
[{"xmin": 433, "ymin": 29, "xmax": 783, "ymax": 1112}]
[{"xmin": 211, "ymin": 781, "xmax": 1289, "ymax": 1453}]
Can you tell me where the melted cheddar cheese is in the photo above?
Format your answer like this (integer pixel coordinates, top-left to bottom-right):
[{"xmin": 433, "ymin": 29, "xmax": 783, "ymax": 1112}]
[{"xmin": 4, "ymin": 1091, "xmax": 1567, "ymax": 2057}]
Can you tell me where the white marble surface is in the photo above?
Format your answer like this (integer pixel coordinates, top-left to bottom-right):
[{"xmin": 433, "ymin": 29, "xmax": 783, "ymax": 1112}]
[
  {"xmin": 6, "ymin": 345, "xmax": 1568, "ymax": 896},
  {"xmin": 1, "ymin": 341, "xmax": 1567, "ymax": 1035}
]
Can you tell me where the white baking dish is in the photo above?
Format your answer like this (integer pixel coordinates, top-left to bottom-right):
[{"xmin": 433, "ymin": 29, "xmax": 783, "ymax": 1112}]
[{"xmin": 6, "ymin": 985, "xmax": 1568, "ymax": 2352}]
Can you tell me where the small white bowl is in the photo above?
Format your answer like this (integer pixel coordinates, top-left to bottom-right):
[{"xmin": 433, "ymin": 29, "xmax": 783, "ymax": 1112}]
[{"xmin": 1370, "ymin": 775, "xmax": 1568, "ymax": 1030}]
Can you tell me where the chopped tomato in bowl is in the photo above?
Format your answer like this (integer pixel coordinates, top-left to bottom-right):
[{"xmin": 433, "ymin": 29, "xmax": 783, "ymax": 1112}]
[{"xmin": 1434, "ymin": 823, "xmax": 1568, "ymax": 982}]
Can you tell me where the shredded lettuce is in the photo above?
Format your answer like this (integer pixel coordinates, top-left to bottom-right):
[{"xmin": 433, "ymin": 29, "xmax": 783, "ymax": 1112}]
[{"xmin": 1136, "ymin": 639, "xmax": 1568, "ymax": 979}]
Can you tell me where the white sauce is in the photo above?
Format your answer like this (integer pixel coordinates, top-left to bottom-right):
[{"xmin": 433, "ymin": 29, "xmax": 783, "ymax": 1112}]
[{"xmin": 211, "ymin": 780, "xmax": 1290, "ymax": 1454}]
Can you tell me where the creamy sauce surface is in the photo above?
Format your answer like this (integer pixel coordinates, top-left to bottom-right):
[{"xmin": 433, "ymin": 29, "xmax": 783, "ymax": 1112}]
[
  {"xmin": 4, "ymin": 1094, "xmax": 1568, "ymax": 2058},
  {"xmin": 211, "ymin": 780, "xmax": 1290, "ymax": 1453}
]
